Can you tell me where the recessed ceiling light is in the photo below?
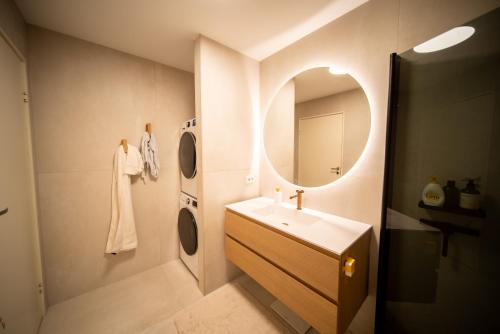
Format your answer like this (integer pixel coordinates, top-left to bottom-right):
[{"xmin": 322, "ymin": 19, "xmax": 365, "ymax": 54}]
[
  {"xmin": 328, "ymin": 66, "xmax": 347, "ymax": 75},
  {"xmin": 413, "ymin": 26, "xmax": 475, "ymax": 53}
]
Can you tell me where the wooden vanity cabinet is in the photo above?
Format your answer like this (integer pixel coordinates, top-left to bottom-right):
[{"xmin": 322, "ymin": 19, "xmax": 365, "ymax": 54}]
[{"xmin": 224, "ymin": 209, "xmax": 370, "ymax": 334}]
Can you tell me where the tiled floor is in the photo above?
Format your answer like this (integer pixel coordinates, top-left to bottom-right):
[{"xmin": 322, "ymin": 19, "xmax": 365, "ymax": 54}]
[
  {"xmin": 162, "ymin": 279, "xmax": 292, "ymax": 334},
  {"xmin": 40, "ymin": 259, "xmax": 320, "ymax": 334},
  {"xmin": 39, "ymin": 260, "xmax": 203, "ymax": 334}
]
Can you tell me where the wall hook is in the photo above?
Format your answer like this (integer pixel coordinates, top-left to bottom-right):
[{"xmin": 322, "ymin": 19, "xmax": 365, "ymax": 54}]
[{"xmin": 120, "ymin": 139, "xmax": 128, "ymax": 154}]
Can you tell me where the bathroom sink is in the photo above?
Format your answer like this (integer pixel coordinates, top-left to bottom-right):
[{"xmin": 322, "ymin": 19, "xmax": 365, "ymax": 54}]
[
  {"xmin": 251, "ymin": 205, "xmax": 320, "ymax": 226},
  {"xmin": 226, "ymin": 197, "xmax": 372, "ymax": 256}
]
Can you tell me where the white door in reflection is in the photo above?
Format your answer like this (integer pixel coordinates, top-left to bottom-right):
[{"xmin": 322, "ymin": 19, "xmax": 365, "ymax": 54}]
[
  {"xmin": 298, "ymin": 112, "xmax": 344, "ymax": 186},
  {"xmin": 0, "ymin": 35, "xmax": 44, "ymax": 333}
]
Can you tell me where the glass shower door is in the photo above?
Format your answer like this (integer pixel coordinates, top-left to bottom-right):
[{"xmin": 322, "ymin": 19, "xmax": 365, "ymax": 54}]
[{"xmin": 377, "ymin": 7, "xmax": 500, "ymax": 334}]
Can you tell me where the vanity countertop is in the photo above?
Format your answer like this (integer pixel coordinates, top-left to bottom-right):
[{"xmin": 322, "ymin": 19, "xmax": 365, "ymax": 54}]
[{"xmin": 226, "ymin": 197, "xmax": 372, "ymax": 256}]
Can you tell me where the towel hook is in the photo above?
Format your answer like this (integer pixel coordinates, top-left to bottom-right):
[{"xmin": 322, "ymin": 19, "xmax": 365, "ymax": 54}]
[
  {"xmin": 146, "ymin": 123, "xmax": 152, "ymax": 135},
  {"xmin": 120, "ymin": 139, "xmax": 128, "ymax": 154}
]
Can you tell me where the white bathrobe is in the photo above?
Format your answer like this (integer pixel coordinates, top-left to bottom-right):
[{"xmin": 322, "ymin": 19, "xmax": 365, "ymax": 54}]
[
  {"xmin": 140, "ymin": 132, "xmax": 160, "ymax": 179},
  {"xmin": 105, "ymin": 144, "xmax": 144, "ymax": 254}
]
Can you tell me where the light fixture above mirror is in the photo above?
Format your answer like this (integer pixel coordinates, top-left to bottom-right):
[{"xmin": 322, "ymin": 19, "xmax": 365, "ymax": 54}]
[{"xmin": 328, "ymin": 65, "xmax": 347, "ymax": 75}]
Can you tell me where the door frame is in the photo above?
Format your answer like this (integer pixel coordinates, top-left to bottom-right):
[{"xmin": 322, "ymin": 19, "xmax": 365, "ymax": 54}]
[
  {"xmin": 297, "ymin": 111, "xmax": 345, "ymax": 185},
  {"xmin": 0, "ymin": 26, "xmax": 46, "ymax": 318}
]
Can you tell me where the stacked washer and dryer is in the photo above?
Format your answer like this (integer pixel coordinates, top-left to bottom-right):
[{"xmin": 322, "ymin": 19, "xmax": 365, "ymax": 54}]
[{"xmin": 178, "ymin": 118, "xmax": 199, "ymax": 279}]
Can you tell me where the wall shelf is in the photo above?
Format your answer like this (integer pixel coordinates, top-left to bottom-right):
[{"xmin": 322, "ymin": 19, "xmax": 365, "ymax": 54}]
[
  {"xmin": 419, "ymin": 218, "xmax": 480, "ymax": 257},
  {"xmin": 418, "ymin": 201, "xmax": 486, "ymax": 218}
]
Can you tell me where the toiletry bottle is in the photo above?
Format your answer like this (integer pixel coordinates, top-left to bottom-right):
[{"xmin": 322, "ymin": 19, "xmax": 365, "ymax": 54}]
[
  {"xmin": 274, "ymin": 186, "xmax": 282, "ymax": 205},
  {"xmin": 443, "ymin": 180, "xmax": 460, "ymax": 208},
  {"xmin": 422, "ymin": 176, "xmax": 445, "ymax": 207},
  {"xmin": 460, "ymin": 179, "xmax": 480, "ymax": 210}
]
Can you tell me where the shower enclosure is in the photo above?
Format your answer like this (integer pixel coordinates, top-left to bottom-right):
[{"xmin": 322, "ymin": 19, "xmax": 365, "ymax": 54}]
[{"xmin": 377, "ymin": 7, "xmax": 500, "ymax": 334}]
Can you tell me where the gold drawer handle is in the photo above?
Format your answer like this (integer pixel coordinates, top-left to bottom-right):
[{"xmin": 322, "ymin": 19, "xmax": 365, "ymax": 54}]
[{"xmin": 343, "ymin": 257, "xmax": 356, "ymax": 278}]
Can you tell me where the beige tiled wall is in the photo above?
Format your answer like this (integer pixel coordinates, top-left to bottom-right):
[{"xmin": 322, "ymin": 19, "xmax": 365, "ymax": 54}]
[
  {"xmin": 27, "ymin": 26, "xmax": 195, "ymax": 305},
  {"xmin": 195, "ymin": 36, "xmax": 260, "ymax": 294},
  {"xmin": 259, "ymin": 0, "xmax": 499, "ymax": 332}
]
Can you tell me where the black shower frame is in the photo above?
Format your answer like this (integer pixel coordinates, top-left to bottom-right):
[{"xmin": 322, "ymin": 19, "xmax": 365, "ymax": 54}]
[{"xmin": 374, "ymin": 52, "xmax": 400, "ymax": 334}]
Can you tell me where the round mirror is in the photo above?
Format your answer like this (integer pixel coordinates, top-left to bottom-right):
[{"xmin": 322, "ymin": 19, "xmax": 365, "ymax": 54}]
[{"xmin": 264, "ymin": 67, "xmax": 370, "ymax": 187}]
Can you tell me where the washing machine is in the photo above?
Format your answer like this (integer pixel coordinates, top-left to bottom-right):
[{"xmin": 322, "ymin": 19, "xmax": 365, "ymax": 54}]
[
  {"xmin": 179, "ymin": 118, "xmax": 197, "ymax": 198},
  {"xmin": 178, "ymin": 192, "xmax": 199, "ymax": 279}
]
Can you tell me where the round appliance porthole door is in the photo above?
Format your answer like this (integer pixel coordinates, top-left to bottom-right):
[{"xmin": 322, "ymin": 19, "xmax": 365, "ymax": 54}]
[
  {"xmin": 178, "ymin": 208, "xmax": 198, "ymax": 255},
  {"xmin": 179, "ymin": 132, "xmax": 197, "ymax": 179}
]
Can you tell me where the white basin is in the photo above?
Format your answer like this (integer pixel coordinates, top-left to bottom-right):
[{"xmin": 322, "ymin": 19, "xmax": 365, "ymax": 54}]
[
  {"xmin": 251, "ymin": 205, "xmax": 321, "ymax": 226},
  {"xmin": 226, "ymin": 197, "xmax": 372, "ymax": 256}
]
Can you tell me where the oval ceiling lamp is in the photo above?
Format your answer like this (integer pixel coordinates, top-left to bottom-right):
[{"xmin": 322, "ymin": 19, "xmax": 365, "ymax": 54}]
[
  {"xmin": 328, "ymin": 65, "xmax": 347, "ymax": 75},
  {"xmin": 413, "ymin": 26, "xmax": 475, "ymax": 53}
]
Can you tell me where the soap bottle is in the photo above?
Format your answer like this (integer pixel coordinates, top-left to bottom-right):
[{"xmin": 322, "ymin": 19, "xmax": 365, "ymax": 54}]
[
  {"xmin": 443, "ymin": 180, "xmax": 460, "ymax": 208},
  {"xmin": 460, "ymin": 179, "xmax": 480, "ymax": 210},
  {"xmin": 274, "ymin": 186, "xmax": 282, "ymax": 205},
  {"xmin": 422, "ymin": 177, "xmax": 445, "ymax": 207}
]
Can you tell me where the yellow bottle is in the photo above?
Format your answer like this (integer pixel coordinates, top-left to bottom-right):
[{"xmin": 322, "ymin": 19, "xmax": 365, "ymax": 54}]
[
  {"xmin": 422, "ymin": 177, "xmax": 445, "ymax": 207},
  {"xmin": 274, "ymin": 186, "xmax": 282, "ymax": 205}
]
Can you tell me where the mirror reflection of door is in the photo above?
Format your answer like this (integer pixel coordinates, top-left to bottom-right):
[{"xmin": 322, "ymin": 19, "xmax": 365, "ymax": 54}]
[{"xmin": 298, "ymin": 112, "xmax": 344, "ymax": 186}]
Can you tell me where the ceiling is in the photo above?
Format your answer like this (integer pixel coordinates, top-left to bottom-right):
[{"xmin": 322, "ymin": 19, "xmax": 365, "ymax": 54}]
[
  {"xmin": 15, "ymin": 0, "xmax": 367, "ymax": 72},
  {"xmin": 294, "ymin": 67, "xmax": 361, "ymax": 103}
]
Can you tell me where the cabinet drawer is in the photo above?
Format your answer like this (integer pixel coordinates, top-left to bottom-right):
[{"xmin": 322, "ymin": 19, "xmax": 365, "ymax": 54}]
[
  {"xmin": 225, "ymin": 210, "xmax": 339, "ymax": 301},
  {"xmin": 225, "ymin": 236, "xmax": 338, "ymax": 334}
]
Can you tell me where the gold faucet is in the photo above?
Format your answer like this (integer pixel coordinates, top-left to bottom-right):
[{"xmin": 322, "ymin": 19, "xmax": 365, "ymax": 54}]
[{"xmin": 290, "ymin": 190, "xmax": 305, "ymax": 210}]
